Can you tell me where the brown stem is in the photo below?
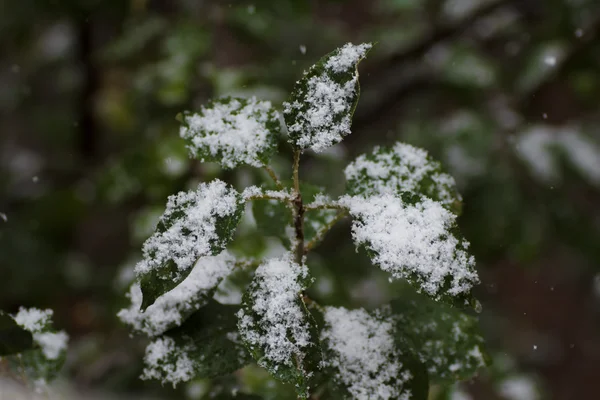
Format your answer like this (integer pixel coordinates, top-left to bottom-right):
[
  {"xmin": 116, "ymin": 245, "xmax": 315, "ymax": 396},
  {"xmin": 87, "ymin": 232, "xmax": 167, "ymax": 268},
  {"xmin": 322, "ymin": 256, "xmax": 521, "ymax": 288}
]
[
  {"xmin": 264, "ymin": 165, "xmax": 284, "ymax": 190},
  {"xmin": 292, "ymin": 151, "xmax": 304, "ymax": 264}
]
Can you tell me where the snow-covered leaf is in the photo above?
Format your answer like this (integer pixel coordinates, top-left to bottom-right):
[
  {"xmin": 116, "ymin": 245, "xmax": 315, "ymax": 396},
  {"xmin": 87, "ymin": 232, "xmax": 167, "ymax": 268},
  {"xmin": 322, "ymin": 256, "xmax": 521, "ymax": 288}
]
[
  {"xmin": 340, "ymin": 193, "xmax": 479, "ymax": 307},
  {"xmin": 283, "ymin": 42, "xmax": 372, "ymax": 152},
  {"xmin": 118, "ymin": 252, "xmax": 237, "ymax": 336},
  {"xmin": 141, "ymin": 300, "xmax": 250, "ymax": 387},
  {"xmin": 0, "ymin": 311, "xmax": 33, "ymax": 356},
  {"xmin": 389, "ymin": 294, "xmax": 489, "ymax": 383},
  {"xmin": 178, "ymin": 96, "xmax": 280, "ymax": 169},
  {"xmin": 6, "ymin": 308, "xmax": 68, "ymax": 390},
  {"xmin": 320, "ymin": 306, "xmax": 429, "ymax": 400},
  {"xmin": 345, "ymin": 142, "xmax": 462, "ymax": 214},
  {"xmin": 136, "ymin": 180, "xmax": 244, "ymax": 310},
  {"xmin": 237, "ymin": 255, "xmax": 321, "ymax": 399}
]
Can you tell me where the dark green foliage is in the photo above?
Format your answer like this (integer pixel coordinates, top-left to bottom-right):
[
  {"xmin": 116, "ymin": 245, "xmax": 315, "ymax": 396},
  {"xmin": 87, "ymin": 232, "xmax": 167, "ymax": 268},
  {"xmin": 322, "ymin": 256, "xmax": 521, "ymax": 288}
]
[
  {"xmin": 0, "ymin": 311, "xmax": 33, "ymax": 356},
  {"xmin": 139, "ymin": 185, "xmax": 244, "ymax": 310},
  {"xmin": 252, "ymin": 196, "xmax": 293, "ymax": 247},
  {"xmin": 390, "ymin": 294, "xmax": 489, "ymax": 384},
  {"xmin": 159, "ymin": 301, "xmax": 252, "ymax": 379}
]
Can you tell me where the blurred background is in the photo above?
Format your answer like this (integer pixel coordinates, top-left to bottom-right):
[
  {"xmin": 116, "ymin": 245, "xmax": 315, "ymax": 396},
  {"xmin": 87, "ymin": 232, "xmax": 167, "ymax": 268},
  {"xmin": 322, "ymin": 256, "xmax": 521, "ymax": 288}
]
[{"xmin": 1, "ymin": 0, "xmax": 600, "ymax": 399}]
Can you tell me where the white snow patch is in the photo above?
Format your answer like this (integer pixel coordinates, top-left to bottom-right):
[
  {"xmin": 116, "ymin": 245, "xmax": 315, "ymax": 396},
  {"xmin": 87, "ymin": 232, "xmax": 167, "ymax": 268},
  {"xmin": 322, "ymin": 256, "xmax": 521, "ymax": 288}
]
[
  {"xmin": 344, "ymin": 142, "xmax": 459, "ymax": 208},
  {"xmin": 135, "ymin": 180, "xmax": 240, "ymax": 278},
  {"xmin": 142, "ymin": 337, "xmax": 195, "ymax": 386},
  {"xmin": 180, "ymin": 97, "xmax": 277, "ymax": 169},
  {"xmin": 119, "ymin": 251, "xmax": 236, "ymax": 336},
  {"xmin": 321, "ymin": 307, "xmax": 410, "ymax": 400},
  {"xmin": 14, "ymin": 307, "xmax": 68, "ymax": 361},
  {"xmin": 237, "ymin": 255, "xmax": 312, "ymax": 368},
  {"xmin": 340, "ymin": 194, "xmax": 478, "ymax": 298}
]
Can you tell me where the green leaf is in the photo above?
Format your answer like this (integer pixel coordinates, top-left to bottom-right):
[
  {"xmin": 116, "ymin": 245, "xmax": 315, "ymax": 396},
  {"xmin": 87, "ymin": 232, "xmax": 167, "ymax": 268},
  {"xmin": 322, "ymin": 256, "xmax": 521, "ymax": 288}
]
[
  {"xmin": 345, "ymin": 142, "xmax": 462, "ymax": 215},
  {"xmin": 179, "ymin": 96, "xmax": 280, "ymax": 169},
  {"xmin": 283, "ymin": 42, "xmax": 373, "ymax": 152},
  {"xmin": 118, "ymin": 252, "xmax": 238, "ymax": 336},
  {"xmin": 136, "ymin": 180, "xmax": 244, "ymax": 310},
  {"xmin": 252, "ymin": 197, "xmax": 293, "ymax": 248},
  {"xmin": 6, "ymin": 308, "xmax": 68, "ymax": 388},
  {"xmin": 320, "ymin": 307, "xmax": 429, "ymax": 400},
  {"xmin": 142, "ymin": 301, "xmax": 251, "ymax": 386},
  {"xmin": 390, "ymin": 294, "xmax": 489, "ymax": 384},
  {"xmin": 0, "ymin": 311, "xmax": 33, "ymax": 356},
  {"xmin": 341, "ymin": 193, "xmax": 479, "ymax": 307},
  {"xmin": 238, "ymin": 256, "xmax": 321, "ymax": 399}
]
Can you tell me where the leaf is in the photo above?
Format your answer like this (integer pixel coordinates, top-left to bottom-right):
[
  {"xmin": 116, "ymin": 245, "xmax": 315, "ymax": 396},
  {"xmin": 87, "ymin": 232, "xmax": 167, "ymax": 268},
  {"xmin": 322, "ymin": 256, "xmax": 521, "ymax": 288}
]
[
  {"xmin": 178, "ymin": 96, "xmax": 280, "ymax": 169},
  {"xmin": 136, "ymin": 180, "xmax": 244, "ymax": 310},
  {"xmin": 283, "ymin": 42, "xmax": 373, "ymax": 153},
  {"xmin": 252, "ymin": 197, "xmax": 293, "ymax": 248},
  {"xmin": 142, "ymin": 301, "xmax": 251, "ymax": 386},
  {"xmin": 320, "ymin": 306, "xmax": 429, "ymax": 400},
  {"xmin": 6, "ymin": 308, "xmax": 68, "ymax": 388},
  {"xmin": 390, "ymin": 294, "xmax": 489, "ymax": 384},
  {"xmin": 345, "ymin": 142, "xmax": 462, "ymax": 215},
  {"xmin": 237, "ymin": 256, "xmax": 321, "ymax": 399},
  {"xmin": 0, "ymin": 311, "xmax": 33, "ymax": 356},
  {"xmin": 340, "ymin": 193, "xmax": 480, "ymax": 308},
  {"xmin": 118, "ymin": 252, "xmax": 237, "ymax": 336}
]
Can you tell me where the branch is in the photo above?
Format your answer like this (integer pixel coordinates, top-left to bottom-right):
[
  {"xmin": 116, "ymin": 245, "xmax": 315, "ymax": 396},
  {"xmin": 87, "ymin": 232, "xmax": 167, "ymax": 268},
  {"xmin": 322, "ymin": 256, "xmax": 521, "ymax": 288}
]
[
  {"xmin": 304, "ymin": 211, "xmax": 348, "ymax": 254},
  {"xmin": 292, "ymin": 150, "xmax": 305, "ymax": 264},
  {"xmin": 264, "ymin": 165, "xmax": 284, "ymax": 190},
  {"xmin": 372, "ymin": 0, "xmax": 512, "ymax": 70},
  {"xmin": 519, "ymin": 12, "xmax": 600, "ymax": 109}
]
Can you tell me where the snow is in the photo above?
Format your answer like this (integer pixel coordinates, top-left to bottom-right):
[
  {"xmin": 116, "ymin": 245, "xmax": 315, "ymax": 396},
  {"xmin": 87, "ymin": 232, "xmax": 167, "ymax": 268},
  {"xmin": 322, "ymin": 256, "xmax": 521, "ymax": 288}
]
[
  {"xmin": 14, "ymin": 308, "xmax": 53, "ymax": 332},
  {"xmin": 242, "ymin": 185, "xmax": 263, "ymax": 200},
  {"xmin": 142, "ymin": 337, "xmax": 195, "ymax": 386},
  {"xmin": 135, "ymin": 180, "xmax": 240, "ymax": 279},
  {"xmin": 324, "ymin": 43, "xmax": 372, "ymax": 74},
  {"xmin": 283, "ymin": 43, "xmax": 371, "ymax": 152},
  {"xmin": 119, "ymin": 251, "xmax": 236, "ymax": 336},
  {"xmin": 515, "ymin": 125, "xmax": 600, "ymax": 185},
  {"xmin": 340, "ymin": 194, "xmax": 478, "ymax": 299},
  {"xmin": 179, "ymin": 97, "xmax": 277, "ymax": 169},
  {"xmin": 345, "ymin": 142, "xmax": 459, "ymax": 208},
  {"xmin": 515, "ymin": 126, "xmax": 557, "ymax": 181},
  {"xmin": 237, "ymin": 255, "xmax": 312, "ymax": 369},
  {"xmin": 499, "ymin": 375, "xmax": 539, "ymax": 400},
  {"xmin": 321, "ymin": 307, "xmax": 410, "ymax": 400},
  {"xmin": 13, "ymin": 307, "xmax": 68, "ymax": 361},
  {"xmin": 33, "ymin": 331, "xmax": 69, "ymax": 360},
  {"xmin": 544, "ymin": 56, "xmax": 556, "ymax": 66}
]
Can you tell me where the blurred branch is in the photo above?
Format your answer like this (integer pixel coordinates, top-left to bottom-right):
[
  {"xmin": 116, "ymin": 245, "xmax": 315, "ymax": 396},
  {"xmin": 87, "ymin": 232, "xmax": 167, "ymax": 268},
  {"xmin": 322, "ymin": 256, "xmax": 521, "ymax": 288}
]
[
  {"xmin": 371, "ymin": 0, "xmax": 512, "ymax": 70},
  {"xmin": 519, "ymin": 12, "xmax": 600, "ymax": 109}
]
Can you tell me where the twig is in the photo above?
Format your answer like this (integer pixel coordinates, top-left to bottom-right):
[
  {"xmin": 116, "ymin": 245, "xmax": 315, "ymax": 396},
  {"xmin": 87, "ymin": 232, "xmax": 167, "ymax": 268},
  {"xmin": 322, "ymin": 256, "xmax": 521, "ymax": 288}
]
[
  {"xmin": 372, "ymin": 0, "xmax": 511, "ymax": 70},
  {"xmin": 304, "ymin": 203, "xmax": 347, "ymax": 211},
  {"xmin": 264, "ymin": 165, "xmax": 284, "ymax": 190},
  {"xmin": 304, "ymin": 211, "xmax": 348, "ymax": 254},
  {"xmin": 291, "ymin": 150, "xmax": 305, "ymax": 264}
]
